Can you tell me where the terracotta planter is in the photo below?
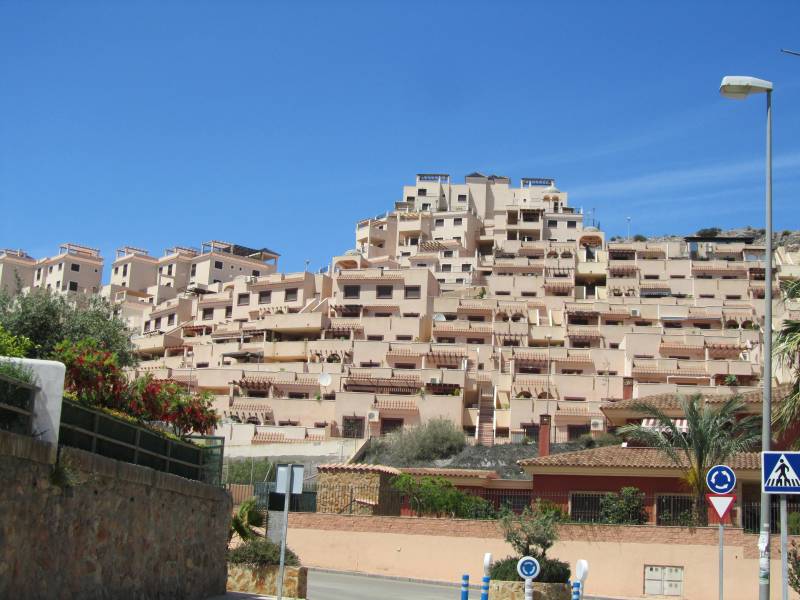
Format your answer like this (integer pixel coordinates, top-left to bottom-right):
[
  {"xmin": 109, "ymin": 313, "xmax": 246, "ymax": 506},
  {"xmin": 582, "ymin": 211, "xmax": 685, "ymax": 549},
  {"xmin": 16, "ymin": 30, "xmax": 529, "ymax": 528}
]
[
  {"xmin": 227, "ymin": 563, "xmax": 308, "ymax": 599},
  {"xmin": 489, "ymin": 580, "xmax": 570, "ymax": 600}
]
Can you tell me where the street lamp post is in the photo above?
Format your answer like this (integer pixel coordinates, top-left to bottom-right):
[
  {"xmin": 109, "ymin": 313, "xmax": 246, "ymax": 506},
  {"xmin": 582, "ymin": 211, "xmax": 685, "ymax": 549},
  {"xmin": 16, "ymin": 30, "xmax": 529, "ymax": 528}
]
[{"xmin": 720, "ymin": 75, "xmax": 773, "ymax": 600}]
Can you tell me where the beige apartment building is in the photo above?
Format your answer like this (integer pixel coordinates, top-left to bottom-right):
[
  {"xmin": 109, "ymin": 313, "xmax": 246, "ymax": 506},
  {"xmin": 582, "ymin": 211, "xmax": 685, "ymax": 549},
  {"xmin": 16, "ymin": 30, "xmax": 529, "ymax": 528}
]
[
  {"xmin": 0, "ymin": 249, "xmax": 36, "ymax": 295},
  {"xmin": 108, "ymin": 172, "xmax": 795, "ymax": 455}
]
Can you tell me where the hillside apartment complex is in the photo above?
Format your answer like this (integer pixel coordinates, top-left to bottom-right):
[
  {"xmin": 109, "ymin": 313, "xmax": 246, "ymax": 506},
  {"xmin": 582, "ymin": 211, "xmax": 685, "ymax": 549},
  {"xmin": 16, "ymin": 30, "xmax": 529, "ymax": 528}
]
[{"xmin": 2, "ymin": 172, "xmax": 799, "ymax": 454}]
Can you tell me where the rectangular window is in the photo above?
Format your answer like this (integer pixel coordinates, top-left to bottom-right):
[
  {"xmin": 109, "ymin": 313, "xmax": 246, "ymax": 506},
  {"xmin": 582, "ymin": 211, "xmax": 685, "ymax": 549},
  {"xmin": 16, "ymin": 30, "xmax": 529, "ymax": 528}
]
[
  {"xmin": 258, "ymin": 290, "xmax": 271, "ymax": 304},
  {"xmin": 367, "ymin": 335, "xmax": 384, "ymax": 341},
  {"xmin": 570, "ymin": 493, "xmax": 602, "ymax": 523},
  {"xmin": 435, "ymin": 218, "xmax": 444, "ymax": 226},
  {"xmin": 454, "ymin": 218, "xmax": 463, "ymax": 226},
  {"xmin": 190, "ymin": 264, "xmax": 197, "ymax": 277},
  {"xmin": 284, "ymin": 288, "xmax": 298, "ymax": 302},
  {"xmin": 457, "ymin": 194, "xmax": 467, "ymax": 202},
  {"xmin": 202, "ymin": 308, "xmax": 214, "ymax": 320},
  {"xmin": 567, "ymin": 221, "xmax": 577, "ymax": 229},
  {"xmin": 68, "ymin": 281, "xmax": 78, "ymax": 292},
  {"xmin": 443, "ymin": 250, "xmax": 454, "ymax": 258},
  {"xmin": 343, "ymin": 285, "xmax": 361, "ymax": 299},
  {"xmin": 376, "ymin": 285, "xmax": 393, "ymax": 299},
  {"xmin": 395, "ymin": 335, "xmax": 413, "ymax": 341},
  {"xmin": 462, "ymin": 264, "xmax": 471, "ymax": 272},
  {"xmin": 70, "ymin": 263, "xmax": 80, "ymax": 272},
  {"xmin": 342, "ymin": 416, "xmax": 365, "ymax": 439},
  {"xmin": 166, "ymin": 264, "xmax": 172, "ymax": 276},
  {"xmin": 547, "ymin": 220, "xmax": 558, "ymax": 228},
  {"xmin": 404, "ymin": 286, "xmax": 421, "ymax": 299},
  {"xmin": 214, "ymin": 260, "xmax": 223, "ymax": 269},
  {"xmin": 36, "ymin": 269, "xmax": 41, "ymax": 280},
  {"xmin": 441, "ymin": 264, "xmax": 452, "ymax": 272},
  {"xmin": 167, "ymin": 313, "xmax": 175, "ymax": 326},
  {"xmin": 58, "ymin": 263, "xmax": 63, "ymax": 271},
  {"xmin": 237, "ymin": 293, "xmax": 250, "ymax": 306},
  {"xmin": 143, "ymin": 321, "xmax": 151, "ymax": 332},
  {"xmin": 225, "ymin": 306, "xmax": 232, "ymax": 318},
  {"xmin": 252, "ymin": 270, "xmax": 260, "ymax": 277},
  {"xmin": 421, "ymin": 204, "xmax": 430, "ymax": 211},
  {"xmin": 114, "ymin": 266, "xmax": 119, "ymax": 275},
  {"xmin": 153, "ymin": 317, "xmax": 162, "ymax": 330}
]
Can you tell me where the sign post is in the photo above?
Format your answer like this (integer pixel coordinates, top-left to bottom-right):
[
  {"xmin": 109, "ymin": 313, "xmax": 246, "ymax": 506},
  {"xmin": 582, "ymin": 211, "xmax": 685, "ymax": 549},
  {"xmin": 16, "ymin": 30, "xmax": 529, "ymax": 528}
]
[
  {"xmin": 762, "ymin": 451, "xmax": 800, "ymax": 600},
  {"xmin": 275, "ymin": 463, "xmax": 304, "ymax": 600},
  {"xmin": 706, "ymin": 465, "xmax": 736, "ymax": 600},
  {"xmin": 516, "ymin": 556, "xmax": 540, "ymax": 600}
]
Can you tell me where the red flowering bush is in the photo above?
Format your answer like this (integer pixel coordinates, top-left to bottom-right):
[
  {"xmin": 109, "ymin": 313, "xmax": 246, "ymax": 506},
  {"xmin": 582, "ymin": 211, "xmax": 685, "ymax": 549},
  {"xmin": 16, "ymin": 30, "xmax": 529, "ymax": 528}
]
[
  {"xmin": 164, "ymin": 391, "xmax": 218, "ymax": 436},
  {"xmin": 55, "ymin": 339, "xmax": 218, "ymax": 437},
  {"xmin": 54, "ymin": 339, "xmax": 127, "ymax": 409}
]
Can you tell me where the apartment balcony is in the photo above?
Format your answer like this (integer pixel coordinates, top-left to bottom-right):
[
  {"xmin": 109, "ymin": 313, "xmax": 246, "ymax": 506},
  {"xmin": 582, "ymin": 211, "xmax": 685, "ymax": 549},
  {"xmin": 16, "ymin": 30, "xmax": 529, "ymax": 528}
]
[
  {"xmin": 245, "ymin": 312, "xmax": 326, "ymax": 333},
  {"xmin": 133, "ymin": 330, "xmax": 183, "ymax": 354}
]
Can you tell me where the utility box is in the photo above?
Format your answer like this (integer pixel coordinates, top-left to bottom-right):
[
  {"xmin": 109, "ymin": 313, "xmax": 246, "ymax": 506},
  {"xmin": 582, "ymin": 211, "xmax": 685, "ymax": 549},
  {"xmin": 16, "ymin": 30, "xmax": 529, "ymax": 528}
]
[{"xmin": 644, "ymin": 565, "xmax": 684, "ymax": 597}]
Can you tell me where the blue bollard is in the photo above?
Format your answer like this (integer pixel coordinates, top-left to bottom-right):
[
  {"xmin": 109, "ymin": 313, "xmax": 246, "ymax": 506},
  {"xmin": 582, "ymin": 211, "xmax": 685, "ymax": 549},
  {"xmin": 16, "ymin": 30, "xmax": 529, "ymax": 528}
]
[
  {"xmin": 461, "ymin": 574, "xmax": 469, "ymax": 600},
  {"xmin": 479, "ymin": 575, "xmax": 490, "ymax": 600},
  {"xmin": 571, "ymin": 581, "xmax": 581, "ymax": 600}
]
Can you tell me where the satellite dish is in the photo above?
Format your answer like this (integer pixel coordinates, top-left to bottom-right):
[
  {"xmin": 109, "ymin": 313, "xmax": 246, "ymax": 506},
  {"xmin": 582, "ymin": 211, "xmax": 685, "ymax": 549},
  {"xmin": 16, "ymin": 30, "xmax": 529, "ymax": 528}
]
[
  {"xmin": 318, "ymin": 373, "xmax": 332, "ymax": 387},
  {"xmin": 433, "ymin": 313, "xmax": 447, "ymax": 322}
]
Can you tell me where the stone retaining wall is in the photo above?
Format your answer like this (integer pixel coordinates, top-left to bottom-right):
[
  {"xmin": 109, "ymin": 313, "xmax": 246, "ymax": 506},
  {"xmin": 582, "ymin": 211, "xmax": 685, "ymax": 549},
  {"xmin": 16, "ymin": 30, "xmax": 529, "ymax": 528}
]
[
  {"xmin": 227, "ymin": 564, "xmax": 307, "ymax": 598},
  {"xmin": 0, "ymin": 429, "xmax": 231, "ymax": 599}
]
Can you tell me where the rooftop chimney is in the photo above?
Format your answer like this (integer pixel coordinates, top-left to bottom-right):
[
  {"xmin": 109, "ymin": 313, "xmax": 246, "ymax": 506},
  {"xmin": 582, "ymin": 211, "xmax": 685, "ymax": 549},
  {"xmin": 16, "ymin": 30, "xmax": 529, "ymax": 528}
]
[{"xmin": 539, "ymin": 414, "xmax": 552, "ymax": 457}]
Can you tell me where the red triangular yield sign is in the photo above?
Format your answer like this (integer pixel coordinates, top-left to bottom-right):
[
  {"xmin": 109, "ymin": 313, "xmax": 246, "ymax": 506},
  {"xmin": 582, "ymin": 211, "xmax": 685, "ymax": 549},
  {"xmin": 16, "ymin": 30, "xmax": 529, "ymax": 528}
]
[{"xmin": 706, "ymin": 494, "xmax": 736, "ymax": 520}]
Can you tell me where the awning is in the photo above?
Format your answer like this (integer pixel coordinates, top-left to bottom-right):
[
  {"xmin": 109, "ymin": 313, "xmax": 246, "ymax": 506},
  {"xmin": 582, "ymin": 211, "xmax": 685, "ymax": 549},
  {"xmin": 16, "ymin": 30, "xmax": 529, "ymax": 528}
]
[{"xmin": 642, "ymin": 418, "xmax": 688, "ymax": 434}]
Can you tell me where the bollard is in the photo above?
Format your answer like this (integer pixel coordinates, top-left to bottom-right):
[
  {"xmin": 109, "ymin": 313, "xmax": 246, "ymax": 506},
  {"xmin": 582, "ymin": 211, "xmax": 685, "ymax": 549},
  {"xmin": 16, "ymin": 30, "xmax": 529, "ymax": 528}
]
[
  {"xmin": 571, "ymin": 581, "xmax": 581, "ymax": 600},
  {"xmin": 461, "ymin": 574, "xmax": 469, "ymax": 600},
  {"xmin": 479, "ymin": 575, "xmax": 490, "ymax": 600}
]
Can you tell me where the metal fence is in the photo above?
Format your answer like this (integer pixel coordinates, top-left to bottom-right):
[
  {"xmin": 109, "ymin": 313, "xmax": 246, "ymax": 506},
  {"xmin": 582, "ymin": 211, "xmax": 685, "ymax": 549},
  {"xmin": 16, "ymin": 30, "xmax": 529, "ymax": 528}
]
[
  {"xmin": 742, "ymin": 498, "xmax": 800, "ymax": 534},
  {"xmin": 59, "ymin": 399, "xmax": 224, "ymax": 486},
  {"xmin": 0, "ymin": 372, "xmax": 36, "ymax": 436}
]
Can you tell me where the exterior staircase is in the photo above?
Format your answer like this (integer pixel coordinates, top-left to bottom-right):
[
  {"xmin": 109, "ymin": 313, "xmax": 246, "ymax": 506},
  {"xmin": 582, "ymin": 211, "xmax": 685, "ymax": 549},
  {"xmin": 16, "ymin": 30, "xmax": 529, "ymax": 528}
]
[{"xmin": 477, "ymin": 393, "xmax": 495, "ymax": 446}]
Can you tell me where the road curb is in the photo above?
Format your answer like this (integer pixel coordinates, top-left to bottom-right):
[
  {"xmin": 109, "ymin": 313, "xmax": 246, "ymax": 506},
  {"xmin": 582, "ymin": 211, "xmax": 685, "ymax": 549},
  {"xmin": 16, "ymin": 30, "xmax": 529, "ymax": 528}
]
[{"xmin": 307, "ymin": 567, "xmax": 481, "ymax": 590}]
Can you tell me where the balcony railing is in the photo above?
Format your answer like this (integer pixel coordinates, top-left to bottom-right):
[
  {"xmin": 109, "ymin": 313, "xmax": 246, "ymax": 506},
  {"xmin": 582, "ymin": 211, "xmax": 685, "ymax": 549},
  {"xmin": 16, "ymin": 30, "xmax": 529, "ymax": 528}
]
[{"xmin": 0, "ymin": 372, "xmax": 36, "ymax": 436}]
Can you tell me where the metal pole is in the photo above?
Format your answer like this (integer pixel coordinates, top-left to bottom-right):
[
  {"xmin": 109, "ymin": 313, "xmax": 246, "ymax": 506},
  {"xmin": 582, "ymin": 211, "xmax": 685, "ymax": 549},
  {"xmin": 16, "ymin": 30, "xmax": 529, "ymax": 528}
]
[
  {"xmin": 781, "ymin": 495, "xmax": 788, "ymax": 600},
  {"xmin": 276, "ymin": 463, "xmax": 293, "ymax": 600},
  {"xmin": 759, "ymin": 88, "xmax": 773, "ymax": 600},
  {"xmin": 461, "ymin": 574, "xmax": 470, "ymax": 600},
  {"xmin": 719, "ymin": 523, "xmax": 724, "ymax": 600},
  {"xmin": 524, "ymin": 577, "xmax": 533, "ymax": 600}
]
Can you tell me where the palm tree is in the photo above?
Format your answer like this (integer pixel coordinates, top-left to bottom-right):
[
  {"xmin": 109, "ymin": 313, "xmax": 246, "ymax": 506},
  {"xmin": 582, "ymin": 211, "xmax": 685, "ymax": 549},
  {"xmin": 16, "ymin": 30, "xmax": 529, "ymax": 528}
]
[
  {"xmin": 228, "ymin": 498, "xmax": 265, "ymax": 544},
  {"xmin": 616, "ymin": 395, "xmax": 760, "ymax": 525},
  {"xmin": 773, "ymin": 279, "xmax": 800, "ymax": 442}
]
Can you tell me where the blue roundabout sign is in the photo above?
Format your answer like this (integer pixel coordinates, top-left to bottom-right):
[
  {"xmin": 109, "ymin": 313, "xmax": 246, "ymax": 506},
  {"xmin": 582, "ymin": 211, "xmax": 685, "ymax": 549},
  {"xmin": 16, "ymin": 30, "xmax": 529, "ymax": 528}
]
[
  {"xmin": 706, "ymin": 464, "xmax": 736, "ymax": 495},
  {"xmin": 516, "ymin": 556, "xmax": 541, "ymax": 580}
]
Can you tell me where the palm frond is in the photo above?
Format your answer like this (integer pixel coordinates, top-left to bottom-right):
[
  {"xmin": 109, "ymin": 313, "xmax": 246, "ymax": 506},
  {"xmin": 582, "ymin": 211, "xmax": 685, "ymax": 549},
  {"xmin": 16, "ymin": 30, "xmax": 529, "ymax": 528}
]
[{"xmin": 780, "ymin": 279, "xmax": 800, "ymax": 302}]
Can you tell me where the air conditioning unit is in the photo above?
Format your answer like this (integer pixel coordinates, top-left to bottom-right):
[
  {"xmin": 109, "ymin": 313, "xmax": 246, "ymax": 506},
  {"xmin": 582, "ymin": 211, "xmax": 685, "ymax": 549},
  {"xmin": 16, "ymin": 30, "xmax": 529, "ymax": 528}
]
[
  {"xmin": 367, "ymin": 411, "xmax": 379, "ymax": 422},
  {"xmin": 590, "ymin": 418, "xmax": 605, "ymax": 431},
  {"xmin": 429, "ymin": 377, "xmax": 440, "ymax": 384},
  {"xmin": 630, "ymin": 308, "xmax": 641, "ymax": 317}
]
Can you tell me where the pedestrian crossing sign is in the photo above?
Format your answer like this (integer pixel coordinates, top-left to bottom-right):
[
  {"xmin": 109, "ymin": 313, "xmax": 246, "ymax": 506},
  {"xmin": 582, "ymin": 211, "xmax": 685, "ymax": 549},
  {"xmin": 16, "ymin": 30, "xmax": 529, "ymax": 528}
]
[{"xmin": 762, "ymin": 451, "xmax": 800, "ymax": 494}]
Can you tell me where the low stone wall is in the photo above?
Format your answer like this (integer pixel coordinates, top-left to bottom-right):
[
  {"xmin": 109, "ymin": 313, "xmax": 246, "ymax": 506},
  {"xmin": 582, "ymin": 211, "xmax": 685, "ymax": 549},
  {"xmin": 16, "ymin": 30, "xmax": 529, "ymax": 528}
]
[
  {"xmin": 0, "ymin": 429, "xmax": 231, "ymax": 599},
  {"xmin": 228, "ymin": 564, "xmax": 308, "ymax": 598},
  {"xmin": 489, "ymin": 581, "xmax": 569, "ymax": 600}
]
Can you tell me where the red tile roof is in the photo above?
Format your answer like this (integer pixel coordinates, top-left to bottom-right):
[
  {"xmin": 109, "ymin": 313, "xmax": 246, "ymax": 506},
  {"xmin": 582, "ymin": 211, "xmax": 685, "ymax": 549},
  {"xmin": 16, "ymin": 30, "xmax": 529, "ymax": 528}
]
[
  {"xmin": 400, "ymin": 467, "xmax": 499, "ymax": 479},
  {"xmin": 518, "ymin": 446, "xmax": 759, "ymax": 471},
  {"xmin": 317, "ymin": 463, "xmax": 401, "ymax": 476}
]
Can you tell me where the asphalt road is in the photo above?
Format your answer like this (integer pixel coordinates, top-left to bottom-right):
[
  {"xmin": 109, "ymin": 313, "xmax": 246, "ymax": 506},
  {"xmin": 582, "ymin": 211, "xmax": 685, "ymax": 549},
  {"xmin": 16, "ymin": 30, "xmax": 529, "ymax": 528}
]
[
  {"xmin": 308, "ymin": 570, "xmax": 457, "ymax": 600},
  {"xmin": 212, "ymin": 570, "xmax": 609, "ymax": 600}
]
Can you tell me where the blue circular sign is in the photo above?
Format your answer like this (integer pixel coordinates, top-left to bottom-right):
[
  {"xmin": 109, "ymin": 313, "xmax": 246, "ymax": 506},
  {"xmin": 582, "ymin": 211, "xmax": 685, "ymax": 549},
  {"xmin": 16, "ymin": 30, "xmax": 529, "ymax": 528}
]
[
  {"xmin": 516, "ymin": 556, "xmax": 540, "ymax": 580},
  {"xmin": 706, "ymin": 464, "xmax": 736, "ymax": 494}
]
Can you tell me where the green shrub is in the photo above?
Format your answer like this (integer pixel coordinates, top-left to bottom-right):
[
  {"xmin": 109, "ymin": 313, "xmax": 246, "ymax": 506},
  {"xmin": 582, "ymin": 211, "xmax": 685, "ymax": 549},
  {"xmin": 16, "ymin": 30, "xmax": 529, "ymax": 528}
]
[
  {"xmin": 489, "ymin": 555, "xmax": 570, "ymax": 583},
  {"xmin": 391, "ymin": 473, "xmax": 496, "ymax": 519},
  {"xmin": 228, "ymin": 538, "xmax": 299, "ymax": 567},
  {"xmin": 575, "ymin": 432, "xmax": 620, "ymax": 449},
  {"xmin": 367, "ymin": 418, "xmax": 465, "ymax": 465},
  {"xmin": 599, "ymin": 487, "xmax": 648, "ymax": 525},
  {"xmin": 788, "ymin": 512, "xmax": 800, "ymax": 536},
  {"xmin": 632, "ymin": 234, "xmax": 647, "ymax": 242},
  {"xmin": 696, "ymin": 227, "xmax": 721, "ymax": 238}
]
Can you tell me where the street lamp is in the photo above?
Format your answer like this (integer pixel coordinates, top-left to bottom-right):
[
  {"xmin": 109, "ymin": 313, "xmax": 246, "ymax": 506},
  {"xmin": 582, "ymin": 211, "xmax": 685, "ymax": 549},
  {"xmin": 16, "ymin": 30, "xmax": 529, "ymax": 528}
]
[{"xmin": 720, "ymin": 74, "xmax": 773, "ymax": 600}]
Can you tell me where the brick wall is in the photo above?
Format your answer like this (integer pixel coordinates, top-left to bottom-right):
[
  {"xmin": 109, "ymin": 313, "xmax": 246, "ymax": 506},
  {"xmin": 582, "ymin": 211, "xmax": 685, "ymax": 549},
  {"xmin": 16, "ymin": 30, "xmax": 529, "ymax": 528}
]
[{"xmin": 0, "ymin": 429, "xmax": 231, "ymax": 599}]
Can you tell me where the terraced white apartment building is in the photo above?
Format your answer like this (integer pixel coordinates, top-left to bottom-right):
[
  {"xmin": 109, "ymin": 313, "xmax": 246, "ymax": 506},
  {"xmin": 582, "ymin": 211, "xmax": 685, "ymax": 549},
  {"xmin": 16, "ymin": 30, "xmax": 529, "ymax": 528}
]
[{"xmin": 11, "ymin": 172, "xmax": 799, "ymax": 454}]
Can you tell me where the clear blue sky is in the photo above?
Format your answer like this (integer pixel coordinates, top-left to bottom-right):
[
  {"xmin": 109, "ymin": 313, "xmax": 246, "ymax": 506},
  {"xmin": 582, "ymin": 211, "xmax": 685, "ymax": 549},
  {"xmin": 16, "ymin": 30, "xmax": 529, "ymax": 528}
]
[{"xmin": 2, "ymin": 1, "xmax": 799, "ymax": 275}]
